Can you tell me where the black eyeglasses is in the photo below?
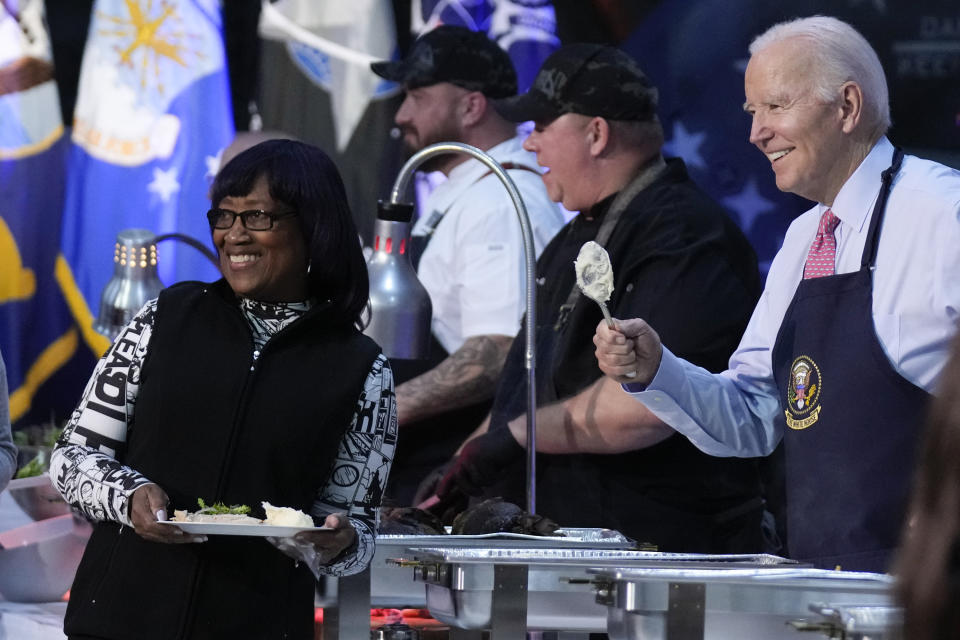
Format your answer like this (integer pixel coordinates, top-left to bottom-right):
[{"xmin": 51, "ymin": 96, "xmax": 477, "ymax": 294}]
[{"xmin": 207, "ymin": 208, "xmax": 298, "ymax": 231}]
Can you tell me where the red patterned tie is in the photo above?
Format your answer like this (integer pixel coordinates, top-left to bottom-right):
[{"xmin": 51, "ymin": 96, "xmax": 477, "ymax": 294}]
[{"xmin": 803, "ymin": 209, "xmax": 840, "ymax": 279}]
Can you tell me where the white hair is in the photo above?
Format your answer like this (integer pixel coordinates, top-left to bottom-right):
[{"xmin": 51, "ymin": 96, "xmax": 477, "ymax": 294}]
[{"xmin": 749, "ymin": 15, "xmax": 891, "ymax": 140}]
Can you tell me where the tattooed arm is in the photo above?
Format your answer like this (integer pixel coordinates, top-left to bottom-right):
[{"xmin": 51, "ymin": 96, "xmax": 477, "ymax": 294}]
[
  {"xmin": 395, "ymin": 334, "xmax": 513, "ymax": 426},
  {"xmin": 49, "ymin": 301, "xmax": 157, "ymax": 526}
]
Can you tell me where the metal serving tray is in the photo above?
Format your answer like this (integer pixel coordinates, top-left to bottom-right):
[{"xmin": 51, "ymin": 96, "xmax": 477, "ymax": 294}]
[
  {"xmin": 590, "ymin": 566, "xmax": 900, "ymax": 640},
  {"xmin": 319, "ymin": 528, "xmax": 637, "ymax": 640},
  {"xmin": 403, "ymin": 548, "xmax": 799, "ymax": 634},
  {"xmin": 368, "ymin": 528, "xmax": 634, "ymax": 608}
]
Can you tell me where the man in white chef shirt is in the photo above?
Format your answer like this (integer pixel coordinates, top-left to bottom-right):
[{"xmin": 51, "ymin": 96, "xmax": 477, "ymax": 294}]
[
  {"xmin": 370, "ymin": 26, "xmax": 564, "ymax": 504},
  {"xmin": 594, "ymin": 15, "xmax": 960, "ymax": 573}
]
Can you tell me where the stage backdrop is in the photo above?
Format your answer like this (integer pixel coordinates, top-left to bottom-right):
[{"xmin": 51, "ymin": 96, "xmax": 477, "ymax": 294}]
[{"xmin": 58, "ymin": 0, "xmax": 233, "ymax": 360}]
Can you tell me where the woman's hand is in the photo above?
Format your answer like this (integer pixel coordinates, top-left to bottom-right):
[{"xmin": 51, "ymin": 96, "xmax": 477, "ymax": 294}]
[
  {"xmin": 129, "ymin": 484, "xmax": 207, "ymax": 544},
  {"xmin": 293, "ymin": 513, "xmax": 357, "ymax": 564},
  {"xmin": 268, "ymin": 513, "xmax": 358, "ymax": 577}
]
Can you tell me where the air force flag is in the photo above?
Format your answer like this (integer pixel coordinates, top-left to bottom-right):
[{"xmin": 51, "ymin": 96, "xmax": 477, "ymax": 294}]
[{"xmin": 59, "ymin": 0, "xmax": 233, "ymax": 356}]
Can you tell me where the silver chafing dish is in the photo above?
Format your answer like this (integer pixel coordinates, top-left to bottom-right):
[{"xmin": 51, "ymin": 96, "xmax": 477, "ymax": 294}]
[
  {"xmin": 590, "ymin": 566, "xmax": 900, "ymax": 640},
  {"xmin": 400, "ymin": 547, "xmax": 800, "ymax": 638},
  {"xmin": 321, "ymin": 529, "xmax": 634, "ymax": 640},
  {"xmin": 370, "ymin": 528, "xmax": 634, "ymax": 607}
]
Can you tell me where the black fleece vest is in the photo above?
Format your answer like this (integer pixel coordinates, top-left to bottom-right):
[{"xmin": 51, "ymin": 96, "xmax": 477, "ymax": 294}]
[{"xmin": 65, "ymin": 281, "xmax": 380, "ymax": 640}]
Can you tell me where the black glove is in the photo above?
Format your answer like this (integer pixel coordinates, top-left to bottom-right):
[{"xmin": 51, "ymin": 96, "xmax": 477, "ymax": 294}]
[
  {"xmin": 412, "ymin": 462, "xmax": 451, "ymax": 508},
  {"xmin": 436, "ymin": 428, "xmax": 526, "ymax": 499}
]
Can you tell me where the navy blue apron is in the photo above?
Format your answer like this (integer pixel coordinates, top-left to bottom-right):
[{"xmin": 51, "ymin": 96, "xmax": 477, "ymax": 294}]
[{"xmin": 771, "ymin": 148, "xmax": 928, "ymax": 572}]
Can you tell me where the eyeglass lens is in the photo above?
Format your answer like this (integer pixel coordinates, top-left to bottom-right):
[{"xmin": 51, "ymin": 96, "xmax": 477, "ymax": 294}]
[{"xmin": 208, "ymin": 210, "xmax": 277, "ymax": 230}]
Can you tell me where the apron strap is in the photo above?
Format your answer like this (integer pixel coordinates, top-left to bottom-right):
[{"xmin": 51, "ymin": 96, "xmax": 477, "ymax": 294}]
[
  {"xmin": 409, "ymin": 162, "xmax": 542, "ymax": 269},
  {"xmin": 554, "ymin": 156, "xmax": 668, "ymax": 332},
  {"xmin": 860, "ymin": 147, "xmax": 904, "ymax": 269}
]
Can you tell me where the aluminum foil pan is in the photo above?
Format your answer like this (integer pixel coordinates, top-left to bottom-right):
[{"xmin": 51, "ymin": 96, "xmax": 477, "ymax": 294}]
[
  {"xmin": 404, "ymin": 547, "xmax": 798, "ymax": 567},
  {"xmin": 590, "ymin": 565, "xmax": 894, "ymax": 586},
  {"xmin": 377, "ymin": 527, "xmax": 633, "ymax": 549}
]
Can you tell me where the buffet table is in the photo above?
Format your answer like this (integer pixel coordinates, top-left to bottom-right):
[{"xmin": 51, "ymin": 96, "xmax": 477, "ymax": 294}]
[{"xmin": 0, "ymin": 491, "xmax": 67, "ymax": 640}]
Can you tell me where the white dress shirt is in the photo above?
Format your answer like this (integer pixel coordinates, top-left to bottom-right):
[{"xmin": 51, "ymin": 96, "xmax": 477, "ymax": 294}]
[
  {"xmin": 628, "ymin": 137, "xmax": 960, "ymax": 457},
  {"xmin": 414, "ymin": 135, "xmax": 565, "ymax": 354}
]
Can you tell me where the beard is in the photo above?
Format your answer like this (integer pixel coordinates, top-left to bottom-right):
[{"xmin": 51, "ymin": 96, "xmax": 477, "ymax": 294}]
[{"xmin": 400, "ymin": 118, "xmax": 465, "ymax": 173}]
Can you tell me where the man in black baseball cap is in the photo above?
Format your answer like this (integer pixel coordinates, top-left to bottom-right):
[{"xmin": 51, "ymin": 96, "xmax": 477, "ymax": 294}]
[
  {"xmin": 494, "ymin": 42, "xmax": 658, "ymax": 123},
  {"xmin": 431, "ymin": 44, "xmax": 770, "ymax": 554},
  {"xmin": 369, "ymin": 27, "xmax": 564, "ymax": 506},
  {"xmin": 371, "ymin": 25, "xmax": 517, "ymax": 100}
]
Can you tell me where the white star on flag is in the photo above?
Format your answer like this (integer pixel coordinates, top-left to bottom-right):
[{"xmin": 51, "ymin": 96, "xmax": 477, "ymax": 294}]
[
  {"xmin": 664, "ymin": 120, "xmax": 708, "ymax": 171},
  {"xmin": 148, "ymin": 166, "xmax": 181, "ymax": 202},
  {"xmin": 206, "ymin": 149, "xmax": 223, "ymax": 178},
  {"xmin": 721, "ymin": 175, "xmax": 778, "ymax": 234}
]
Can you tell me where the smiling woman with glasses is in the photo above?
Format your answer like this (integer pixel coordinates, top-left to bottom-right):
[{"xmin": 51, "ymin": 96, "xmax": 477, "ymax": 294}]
[{"xmin": 50, "ymin": 140, "xmax": 396, "ymax": 640}]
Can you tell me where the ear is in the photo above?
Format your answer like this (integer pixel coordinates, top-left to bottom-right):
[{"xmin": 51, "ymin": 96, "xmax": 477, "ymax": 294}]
[
  {"xmin": 459, "ymin": 91, "xmax": 487, "ymax": 127},
  {"xmin": 838, "ymin": 81, "xmax": 863, "ymax": 134},
  {"xmin": 586, "ymin": 116, "xmax": 610, "ymax": 157}
]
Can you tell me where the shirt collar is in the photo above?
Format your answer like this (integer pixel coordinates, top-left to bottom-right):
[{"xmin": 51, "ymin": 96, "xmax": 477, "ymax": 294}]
[{"xmin": 829, "ymin": 136, "xmax": 895, "ymax": 233}]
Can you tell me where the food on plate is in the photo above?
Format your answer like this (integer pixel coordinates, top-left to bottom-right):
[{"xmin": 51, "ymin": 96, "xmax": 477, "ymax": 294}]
[
  {"xmin": 262, "ymin": 502, "xmax": 314, "ymax": 527},
  {"xmin": 172, "ymin": 498, "xmax": 261, "ymax": 524},
  {"xmin": 170, "ymin": 499, "xmax": 315, "ymax": 528}
]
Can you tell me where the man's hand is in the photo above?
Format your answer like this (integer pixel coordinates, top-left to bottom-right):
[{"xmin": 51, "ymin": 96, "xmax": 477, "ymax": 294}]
[
  {"xmin": 593, "ymin": 318, "xmax": 663, "ymax": 385},
  {"xmin": 436, "ymin": 428, "xmax": 525, "ymax": 499},
  {"xmin": 130, "ymin": 484, "xmax": 207, "ymax": 544}
]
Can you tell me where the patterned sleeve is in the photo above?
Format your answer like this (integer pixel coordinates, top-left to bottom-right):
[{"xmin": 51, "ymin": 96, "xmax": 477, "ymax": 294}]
[
  {"xmin": 49, "ymin": 301, "xmax": 157, "ymax": 525},
  {"xmin": 311, "ymin": 354, "xmax": 397, "ymax": 576}
]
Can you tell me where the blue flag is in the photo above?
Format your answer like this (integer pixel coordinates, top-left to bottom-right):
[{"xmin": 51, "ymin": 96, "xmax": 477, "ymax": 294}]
[
  {"xmin": 622, "ymin": 0, "xmax": 813, "ymax": 276},
  {"xmin": 413, "ymin": 0, "xmax": 559, "ymax": 91},
  {"xmin": 0, "ymin": 0, "xmax": 88, "ymax": 425},
  {"xmin": 59, "ymin": 0, "xmax": 233, "ymax": 356}
]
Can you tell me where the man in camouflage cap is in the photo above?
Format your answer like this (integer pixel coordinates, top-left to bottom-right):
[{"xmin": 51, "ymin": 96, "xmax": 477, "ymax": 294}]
[
  {"xmin": 369, "ymin": 26, "xmax": 564, "ymax": 505},
  {"xmin": 432, "ymin": 44, "xmax": 771, "ymax": 554}
]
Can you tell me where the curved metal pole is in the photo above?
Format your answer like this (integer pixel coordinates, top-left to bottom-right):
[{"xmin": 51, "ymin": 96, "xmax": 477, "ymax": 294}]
[{"xmin": 391, "ymin": 141, "xmax": 538, "ymax": 514}]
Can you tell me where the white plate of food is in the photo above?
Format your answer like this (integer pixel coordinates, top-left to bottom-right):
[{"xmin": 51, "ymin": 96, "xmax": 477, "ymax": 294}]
[
  {"xmin": 159, "ymin": 520, "xmax": 333, "ymax": 538},
  {"xmin": 159, "ymin": 500, "xmax": 331, "ymax": 537}
]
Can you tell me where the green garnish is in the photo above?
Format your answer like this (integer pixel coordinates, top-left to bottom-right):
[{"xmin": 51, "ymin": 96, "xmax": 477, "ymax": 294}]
[
  {"xmin": 15, "ymin": 456, "xmax": 45, "ymax": 479},
  {"xmin": 196, "ymin": 498, "xmax": 251, "ymax": 515}
]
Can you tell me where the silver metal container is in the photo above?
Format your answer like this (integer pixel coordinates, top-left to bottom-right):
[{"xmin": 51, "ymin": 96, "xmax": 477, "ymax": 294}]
[
  {"xmin": 369, "ymin": 528, "xmax": 634, "ymax": 608},
  {"xmin": 405, "ymin": 548, "xmax": 799, "ymax": 635},
  {"xmin": 94, "ymin": 228, "xmax": 163, "ymax": 340},
  {"xmin": 591, "ymin": 566, "xmax": 900, "ymax": 640},
  {"xmin": 320, "ymin": 529, "xmax": 635, "ymax": 640},
  {"xmin": 365, "ymin": 201, "xmax": 433, "ymax": 359}
]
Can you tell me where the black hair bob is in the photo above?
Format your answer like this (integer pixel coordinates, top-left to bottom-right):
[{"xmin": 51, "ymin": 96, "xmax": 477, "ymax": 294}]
[{"xmin": 209, "ymin": 139, "xmax": 369, "ymax": 329}]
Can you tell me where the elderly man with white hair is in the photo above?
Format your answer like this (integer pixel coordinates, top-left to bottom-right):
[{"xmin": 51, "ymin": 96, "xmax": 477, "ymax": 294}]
[{"xmin": 595, "ymin": 15, "xmax": 960, "ymax": 572}]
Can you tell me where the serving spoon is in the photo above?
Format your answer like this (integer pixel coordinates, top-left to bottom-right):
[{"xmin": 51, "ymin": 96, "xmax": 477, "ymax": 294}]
[{"xmin": 574, "ymin": 240, "xmax": 635, "ymax": 377}]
